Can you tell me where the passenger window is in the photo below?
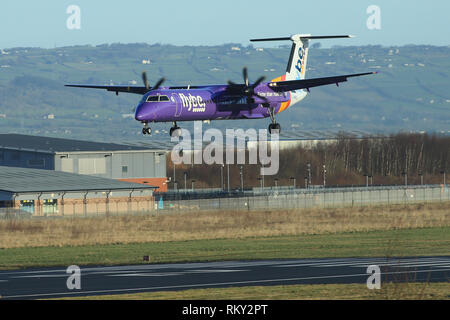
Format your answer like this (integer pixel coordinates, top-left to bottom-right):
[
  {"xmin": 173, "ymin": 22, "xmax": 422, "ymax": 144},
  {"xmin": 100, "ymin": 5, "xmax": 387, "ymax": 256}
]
[{"xmin": 159, "ymin": 95, "xmax": 169, "ymax": 102}]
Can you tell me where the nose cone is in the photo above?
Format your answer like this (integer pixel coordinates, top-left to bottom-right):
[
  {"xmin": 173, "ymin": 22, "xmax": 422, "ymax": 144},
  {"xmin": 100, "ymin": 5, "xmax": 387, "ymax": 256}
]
[
  {"xmin": 135, "ymin": 102, "xmax": 157, "ymax": 121},
  {"xmin": 134, "ymin": 102, "xmax": 147, "ymax": 121}
]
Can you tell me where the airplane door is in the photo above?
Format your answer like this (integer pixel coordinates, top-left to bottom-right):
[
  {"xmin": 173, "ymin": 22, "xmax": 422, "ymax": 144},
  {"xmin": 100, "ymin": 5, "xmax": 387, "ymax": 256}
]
[{"xmin": 172, "ymin": 93, "xmax": 182, "ymax": 117}]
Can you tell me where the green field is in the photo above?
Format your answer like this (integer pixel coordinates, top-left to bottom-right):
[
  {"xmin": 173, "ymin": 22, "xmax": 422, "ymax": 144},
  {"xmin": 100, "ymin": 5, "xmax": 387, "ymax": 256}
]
[{"xmin": 1, "ymin": 226, "xmax": 448, "ymax": 270}]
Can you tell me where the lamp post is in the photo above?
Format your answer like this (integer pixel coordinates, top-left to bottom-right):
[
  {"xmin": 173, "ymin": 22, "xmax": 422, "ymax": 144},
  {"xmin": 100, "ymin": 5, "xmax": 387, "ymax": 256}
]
[
  {"xmin": 239, "ymin": 166, "xmax": 244, "ymax": 191},
  {"xmin": 441, "ymin": 170, "xmax": 446, "ymax": 187},
  {"xmin": 173, "ymin": 161, "xmax": 176, "ymax": 190},
  {"xmin": 261, "ymin": 164, "xmax": 264, "ymax": 190},
  {"xmin": 257, "ymin": 177, "xmax": 263, "ymax": 189},
  {"xmin": 191, "ymin": 179, "xmax": 196, "ymax": 192},
  {"xmin": 227, "ymin": 163, "xmax": 230, "ymax": 193},
  {"xmin": 323, "ymin": 165, "xmax": 326, "ymax": 187},
  {"xmin": 307, "ymin": 162, "xmax": 312, "ymax": 187},
  {"xmin": 220, "ymin": 164, "xmax": 224, "ymax": 191},
  {"xmin": 184, "ymin": 171, "xmax": 187, "ymax": 192}
]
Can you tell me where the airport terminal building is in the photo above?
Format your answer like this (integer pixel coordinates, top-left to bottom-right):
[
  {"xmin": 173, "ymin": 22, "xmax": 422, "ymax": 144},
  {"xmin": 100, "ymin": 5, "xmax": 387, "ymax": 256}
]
[{"xmin": 0, "ymin": 134, "xmax": 168, "ymax": 192}]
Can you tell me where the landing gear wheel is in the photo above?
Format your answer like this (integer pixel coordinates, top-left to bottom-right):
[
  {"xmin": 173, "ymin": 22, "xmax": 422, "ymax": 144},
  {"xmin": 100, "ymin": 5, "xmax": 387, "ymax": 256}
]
[
  {"xmin": 142, "ymin": 127, "xmax": 151, "ymax": 135},
  {"xmin": 268, "ymin": 123, "xmax": 281, "ymax": 134}
]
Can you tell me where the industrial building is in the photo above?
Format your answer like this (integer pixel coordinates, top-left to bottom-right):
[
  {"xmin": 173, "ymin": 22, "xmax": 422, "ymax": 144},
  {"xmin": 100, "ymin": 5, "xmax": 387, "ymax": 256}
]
[
  {"xmin": 0, "ymin": 134, "xmax": 168, "ymax": 192},
  {"xmin": 0, "ymin": 166, "xmax": 157, "ymax": 216}
]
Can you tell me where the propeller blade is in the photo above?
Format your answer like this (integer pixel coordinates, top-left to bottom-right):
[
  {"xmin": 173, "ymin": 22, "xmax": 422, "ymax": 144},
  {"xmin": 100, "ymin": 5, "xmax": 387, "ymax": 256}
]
[
  {"xmin": 153, "ymin": 77, "xmax": 165, "ymax": 91},
  {"xmin": 252, "ymin": 76, "xmax": 266, "ymax": 88},
  {"xmin": 142, "ymin": 72, "xmax": 149, "ymax": 90},
  {"xmin": 243, "ymin": 67, "xmax": 249, "ymax": 87}
]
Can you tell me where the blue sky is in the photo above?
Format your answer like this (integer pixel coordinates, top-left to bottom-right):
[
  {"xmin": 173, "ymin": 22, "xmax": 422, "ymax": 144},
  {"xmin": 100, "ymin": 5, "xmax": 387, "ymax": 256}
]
[{"xmin": 1, "ymin": 0, "xmax": 449, "ymax": 48}]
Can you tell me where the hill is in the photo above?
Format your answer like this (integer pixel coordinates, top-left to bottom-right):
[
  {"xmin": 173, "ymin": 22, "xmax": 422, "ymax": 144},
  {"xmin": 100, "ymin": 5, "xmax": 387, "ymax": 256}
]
[{"xmin": 0, "ymin": 43, "xmax": 449, "ymax": 142}]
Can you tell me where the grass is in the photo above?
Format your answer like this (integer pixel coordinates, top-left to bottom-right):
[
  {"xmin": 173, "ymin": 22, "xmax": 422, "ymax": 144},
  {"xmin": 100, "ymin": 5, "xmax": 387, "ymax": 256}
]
[
  {"xmin": 60, "ymin": 282, "xmax": 450, "ymax": 300},
  {"xmin": 0, "ymin": 227, "xmax": 449, "ymax": 269},
  {"xmin": 0, "ymin": 202, "xmax": 448, "ymax": 249},
  {"xmin": 0, "ymin": 202, "xmax": 448, "ymax": 269}
]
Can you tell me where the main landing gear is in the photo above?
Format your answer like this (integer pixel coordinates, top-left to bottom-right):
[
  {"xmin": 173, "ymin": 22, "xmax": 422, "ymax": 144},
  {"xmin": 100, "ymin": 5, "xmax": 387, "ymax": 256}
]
[
  {"xmin": 267, "ymin": 105, "xmax": 281, "ymax": 134},
  {"xmin": 169, "ymin": 121, "xmax": 182, "ymax": 137}
]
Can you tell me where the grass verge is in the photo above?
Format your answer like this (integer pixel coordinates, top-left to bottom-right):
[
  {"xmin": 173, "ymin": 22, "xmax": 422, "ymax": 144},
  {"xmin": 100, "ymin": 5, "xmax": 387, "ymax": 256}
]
[
  {"xmin": 60, "ymin": 282, "xmax": 450, "ymax": 300},
  {"xmin": 1, "ymin": 226, "xmax": 449, "ymax": 269}
]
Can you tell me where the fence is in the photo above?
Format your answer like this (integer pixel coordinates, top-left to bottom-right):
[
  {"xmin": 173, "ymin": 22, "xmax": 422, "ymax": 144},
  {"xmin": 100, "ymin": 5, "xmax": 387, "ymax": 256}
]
[
  {"xmin": 1, "ymin": 185, "xmax": 448, "ymax": 218},
  {"xmin": 0, "ymin": 197, "xmax": 154, "ymax": 219},
  {"xmin": 155, "ymin": 185, "xmax": 449, "ymax": 212}
]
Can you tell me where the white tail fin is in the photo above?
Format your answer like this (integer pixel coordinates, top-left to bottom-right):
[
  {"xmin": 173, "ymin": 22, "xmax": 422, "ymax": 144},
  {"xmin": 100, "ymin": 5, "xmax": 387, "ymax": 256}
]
[
  {"xmin": 251, "ymin": 34, "xmax": 354, "ymax": 81},
  {"xmin": 285, "ymin": 34, "xmax": 310, "ymax": 81},
  {"xmin": 250, "ymin": 34, "xmax": 354, "ymax": 107}
]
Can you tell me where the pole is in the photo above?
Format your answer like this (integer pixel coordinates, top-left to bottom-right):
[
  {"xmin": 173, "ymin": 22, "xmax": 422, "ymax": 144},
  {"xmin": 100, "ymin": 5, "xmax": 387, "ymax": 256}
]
[
  {"xmin": 173, "ymin": 162, "xmax": 176, "ymax": 190},
  {"xmin": 307, "ymin": 162, "xmax": 311, "ymax": 187},
  {"xmin": 227, "ymin": 163, "xmax": 230, "ymax": 192},
  {"xmin": 220, "ymin": 165, "xmax": 224, "ymax": 191},
  {"xmin": 240, "ymin": 166, "xmax": 243, "ymax": 191},
  {"xmin": 261, "ymin": 165, "xmax": 264, "ymax": 190},
  {"xmin": 323, "ymin": 165, "xmax": 326, "ymax": 187}
]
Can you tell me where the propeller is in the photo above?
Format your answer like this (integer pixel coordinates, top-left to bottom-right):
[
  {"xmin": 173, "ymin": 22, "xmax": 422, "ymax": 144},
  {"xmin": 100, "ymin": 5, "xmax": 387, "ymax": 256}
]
[
  {"xmin": 227, "ymin": 67, "xmax": 268, "ymax": 111},
  {"xmin": 141, "ymin": 71, "xmax": 165, "ymax": 92}
]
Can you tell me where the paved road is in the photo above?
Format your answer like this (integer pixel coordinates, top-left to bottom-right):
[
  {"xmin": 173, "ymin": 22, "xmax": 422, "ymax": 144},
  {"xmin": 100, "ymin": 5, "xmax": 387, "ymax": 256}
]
[{"xmin": 1, "ymin": 256, "xmax": 449, "ymax": 299}]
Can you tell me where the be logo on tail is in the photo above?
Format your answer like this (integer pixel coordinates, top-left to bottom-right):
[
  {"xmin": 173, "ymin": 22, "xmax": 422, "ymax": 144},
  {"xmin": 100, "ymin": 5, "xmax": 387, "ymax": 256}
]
[{"xmin": 294, "ymin": 47, "xmax": 305, "ymax": 79}]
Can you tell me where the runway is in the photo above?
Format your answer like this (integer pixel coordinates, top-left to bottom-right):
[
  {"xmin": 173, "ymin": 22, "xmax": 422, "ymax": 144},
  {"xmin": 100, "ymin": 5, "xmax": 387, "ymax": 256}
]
[{"xmin": 1, "ymin": 256, "xmax": 449, "ymax": 299}]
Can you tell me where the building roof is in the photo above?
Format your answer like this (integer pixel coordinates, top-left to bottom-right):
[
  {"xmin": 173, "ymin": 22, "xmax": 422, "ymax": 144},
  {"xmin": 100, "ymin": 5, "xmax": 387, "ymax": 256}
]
[
  {"xmin": 0, "ymin": 134, "xmax": 151, "ymax": 153},
  {"xmin": 0, "ymin": 166, "xmax": 157, "ymax": 193}
]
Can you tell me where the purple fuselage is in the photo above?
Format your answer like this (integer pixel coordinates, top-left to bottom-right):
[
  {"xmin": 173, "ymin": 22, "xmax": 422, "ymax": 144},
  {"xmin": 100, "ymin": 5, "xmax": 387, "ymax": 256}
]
[{"xmin": 134, "ymin": 84, "xmax": 291, "ymax": 123}]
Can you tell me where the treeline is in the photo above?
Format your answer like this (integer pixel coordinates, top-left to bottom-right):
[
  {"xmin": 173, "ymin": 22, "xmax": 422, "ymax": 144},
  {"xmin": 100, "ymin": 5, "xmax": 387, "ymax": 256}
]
[{"xmin": 168, "ymin": 133, "xmax": 450, "ymax": 190}]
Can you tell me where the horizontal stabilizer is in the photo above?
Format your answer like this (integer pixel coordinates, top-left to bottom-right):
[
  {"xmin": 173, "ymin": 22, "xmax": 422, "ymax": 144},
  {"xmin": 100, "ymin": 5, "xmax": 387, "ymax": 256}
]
[{"xmin": 250, "ymin": 35, "xmax": 354, "ymax": 42}]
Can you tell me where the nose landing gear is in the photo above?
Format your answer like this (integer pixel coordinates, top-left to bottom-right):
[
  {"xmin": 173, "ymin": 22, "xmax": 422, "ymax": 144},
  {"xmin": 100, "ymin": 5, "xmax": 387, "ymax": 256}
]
[{"xmin": 142, "ymin": 122, "xmax": 151, "ymax": 135}]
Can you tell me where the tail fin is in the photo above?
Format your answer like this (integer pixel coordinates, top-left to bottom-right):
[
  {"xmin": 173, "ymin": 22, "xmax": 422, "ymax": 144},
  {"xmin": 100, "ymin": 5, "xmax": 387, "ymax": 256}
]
[
  {"xmin": 251, "ymin": 34, "xmax": 354, "ymax": 81},
  {"xmin": 285, "ymin": 34, "xmax": 310, "ymax": 80}
]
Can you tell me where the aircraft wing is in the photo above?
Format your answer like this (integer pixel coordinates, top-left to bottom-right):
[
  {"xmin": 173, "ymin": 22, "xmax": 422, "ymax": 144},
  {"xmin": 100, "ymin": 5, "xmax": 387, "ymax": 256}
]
[
  {"xmin": 65, "ymin": 84, "xmax": 148, "ymax": 95},
  {"xmin": 268, "ymin": 72, "xmax": 376, "ymax": 92}
]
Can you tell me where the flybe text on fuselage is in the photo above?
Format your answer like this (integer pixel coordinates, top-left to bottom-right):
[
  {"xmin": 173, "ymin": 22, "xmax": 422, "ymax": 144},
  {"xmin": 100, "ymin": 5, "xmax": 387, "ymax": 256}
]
[{"xmin": 179, "ymin": 93, "xmax": 206, "ymax": 112}]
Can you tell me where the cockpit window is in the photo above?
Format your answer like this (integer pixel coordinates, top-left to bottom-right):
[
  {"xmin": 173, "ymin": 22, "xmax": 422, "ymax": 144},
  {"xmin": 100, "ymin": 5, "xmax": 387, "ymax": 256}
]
[
  {"xmin": 146, "ymin": 95, "xmax": 169, "ymax": 102},
  {"xmin": 146, "ymin": 95, "xmax": 159, "ymax": 102}
]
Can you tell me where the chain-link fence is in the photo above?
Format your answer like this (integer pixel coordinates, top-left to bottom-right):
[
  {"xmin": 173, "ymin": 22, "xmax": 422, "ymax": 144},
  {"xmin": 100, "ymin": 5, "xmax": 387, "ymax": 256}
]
[
  {"xmin": 155, "ymin": 185, "xmax": 449, "ymax": 212},
  {"xmin": 1, "ymin": 185, "xmax": 448, "ymax": 218}
]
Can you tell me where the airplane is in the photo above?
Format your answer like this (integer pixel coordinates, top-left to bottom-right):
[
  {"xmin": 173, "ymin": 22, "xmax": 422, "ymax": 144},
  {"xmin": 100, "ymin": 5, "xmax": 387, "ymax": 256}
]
[{"xmin": 66, "ymin": 34, "xmax": 377, "ymax": 137}]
